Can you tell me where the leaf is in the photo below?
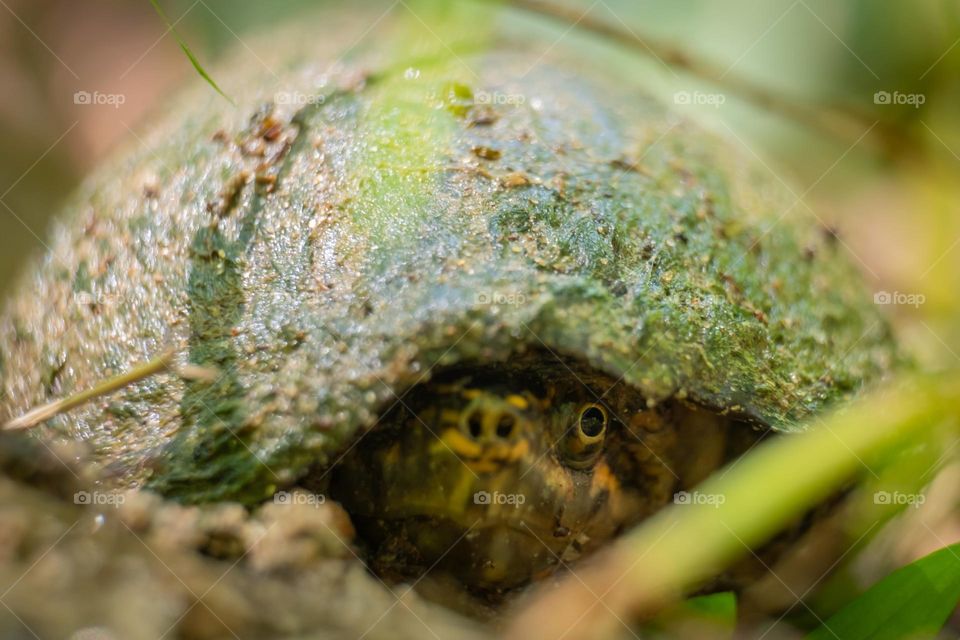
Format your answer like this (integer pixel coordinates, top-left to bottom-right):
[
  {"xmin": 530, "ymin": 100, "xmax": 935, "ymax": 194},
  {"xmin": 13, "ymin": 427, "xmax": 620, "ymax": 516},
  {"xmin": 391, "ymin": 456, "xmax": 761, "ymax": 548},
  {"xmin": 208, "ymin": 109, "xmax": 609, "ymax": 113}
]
[
  {"xmin": 684, "ymin": 592, "xmax": 737, "ymax": 626},
  {"xmin": 806, "ymin": 543, "xmax": 960, "ymax": 640},
  {"xmin": 147, "ymin": 0, "xmax": 234, "ymax": 105},
  {"xmin": 645, "ymin": 592, "xmax": 737, "ymax": 639}
]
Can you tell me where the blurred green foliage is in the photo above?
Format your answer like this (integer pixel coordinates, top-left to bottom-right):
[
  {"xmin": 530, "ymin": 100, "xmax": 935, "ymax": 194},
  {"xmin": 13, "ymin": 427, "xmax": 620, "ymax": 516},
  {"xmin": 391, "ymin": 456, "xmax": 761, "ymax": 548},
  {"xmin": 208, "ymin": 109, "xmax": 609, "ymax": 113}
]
[{"xmin": 807, "ymin": 542, "xmax": 960, "ymax": 640}]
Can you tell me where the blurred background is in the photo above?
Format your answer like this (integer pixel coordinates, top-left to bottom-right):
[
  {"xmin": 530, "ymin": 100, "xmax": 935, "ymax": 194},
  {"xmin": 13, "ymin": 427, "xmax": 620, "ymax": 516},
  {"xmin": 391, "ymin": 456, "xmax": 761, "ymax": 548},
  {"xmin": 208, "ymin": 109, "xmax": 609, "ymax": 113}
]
[
  {"xmin": 1, "ymin": 0, "xmax": 959, "ymax": 633},
  {"xmin": 2, "ymin": 0, "xmax": 958, "ymax": 365},
  {"xmin": 1, "ymin": 0, "xmax": 959, "ymax": 591}
]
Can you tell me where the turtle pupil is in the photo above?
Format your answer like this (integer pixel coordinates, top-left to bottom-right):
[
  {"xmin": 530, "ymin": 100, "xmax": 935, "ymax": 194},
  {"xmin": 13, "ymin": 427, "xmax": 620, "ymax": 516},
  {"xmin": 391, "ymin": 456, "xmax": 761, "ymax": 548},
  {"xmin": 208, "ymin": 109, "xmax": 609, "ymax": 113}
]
[
  {"xmin": 467, "ymin": 412, "xmax": 483, "ymax": 438},
  {"xmin": 496, "ymin": 415, "xmax": 516, "ymax": 438},
  {"xmin": 579, "ymin": 407, "xmax": 605, "ymax": 437}
]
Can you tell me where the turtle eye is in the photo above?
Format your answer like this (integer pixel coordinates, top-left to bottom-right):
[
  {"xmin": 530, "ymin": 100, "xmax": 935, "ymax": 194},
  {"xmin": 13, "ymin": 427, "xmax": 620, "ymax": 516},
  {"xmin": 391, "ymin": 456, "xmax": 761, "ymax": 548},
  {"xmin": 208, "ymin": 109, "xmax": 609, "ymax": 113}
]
[
  {"xmin": 577, "ymin": 404, "xmax": 607, "ymax": 442},
  {"xmin": 561, "ymin": 403, "xmax": 608, "ymax": 469}
]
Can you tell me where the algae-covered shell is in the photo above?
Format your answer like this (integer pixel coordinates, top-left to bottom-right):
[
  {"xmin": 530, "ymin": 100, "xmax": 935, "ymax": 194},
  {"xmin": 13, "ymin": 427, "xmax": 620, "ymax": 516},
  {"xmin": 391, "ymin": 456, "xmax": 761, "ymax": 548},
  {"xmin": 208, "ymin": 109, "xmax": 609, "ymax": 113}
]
[{"xmin": 0, "ymin": 3, "xmax": 895, "ymax": 504}]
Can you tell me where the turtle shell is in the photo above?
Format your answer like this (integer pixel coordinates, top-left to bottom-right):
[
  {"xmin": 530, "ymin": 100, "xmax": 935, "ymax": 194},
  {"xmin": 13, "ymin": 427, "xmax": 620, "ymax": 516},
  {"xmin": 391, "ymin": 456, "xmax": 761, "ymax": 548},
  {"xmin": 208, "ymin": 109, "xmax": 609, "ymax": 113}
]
[{"xmin": 0, "ymin": 3, "xmax": 896, "ymax": 504}]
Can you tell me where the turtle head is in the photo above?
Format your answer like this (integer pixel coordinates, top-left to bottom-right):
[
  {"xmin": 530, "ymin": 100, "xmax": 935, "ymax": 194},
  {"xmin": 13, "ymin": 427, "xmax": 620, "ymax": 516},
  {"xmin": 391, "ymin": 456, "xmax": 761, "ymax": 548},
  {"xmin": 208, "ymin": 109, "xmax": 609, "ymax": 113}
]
[
  {"xmin": 326, "ymin": 367, "xmax": 674, "ymax": 592},
  {"xmin": 431, "ymin": 385, "xmax": 609, "ymax": 474}
]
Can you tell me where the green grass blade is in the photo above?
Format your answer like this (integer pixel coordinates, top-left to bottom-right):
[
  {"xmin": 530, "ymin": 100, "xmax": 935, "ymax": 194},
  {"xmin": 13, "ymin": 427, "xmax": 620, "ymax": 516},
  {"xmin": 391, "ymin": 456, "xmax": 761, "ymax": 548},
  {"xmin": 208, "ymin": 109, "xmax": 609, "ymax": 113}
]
[{"xmin": 147, "ymin": 0, "xmax": 234, "ymax": 105}]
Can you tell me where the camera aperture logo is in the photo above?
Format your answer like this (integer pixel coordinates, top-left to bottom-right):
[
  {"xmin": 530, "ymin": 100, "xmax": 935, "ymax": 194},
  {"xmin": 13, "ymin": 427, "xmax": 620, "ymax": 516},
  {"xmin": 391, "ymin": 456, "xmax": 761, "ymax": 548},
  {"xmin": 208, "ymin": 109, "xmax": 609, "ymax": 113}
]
[
  {"xmin": 473, "ymin": 490, "xmax": 526, "ymax": 507},
  {"xmin": 74, "ymin": 490, "xmax": 125, "ymax": 507},
  {"xmin": 874, "ymin": 491, "xmax": 925, "ymax": 509},
  {"xmin": 74, "ymin": 90, "xmax": 125, "ymax": 109},
  {"xmin": 673, "ymin": 490, "xmax": 725, "ymax": 507},
  {"xmin": 873, "ymin": 91, "xmax": 925, "ymax": 108},
  {"xmin": 874, "ymin": 290, "xmax": 925, "ymax": 308},
  {"xmin": 273, "ymin": 490, "xmax": 326, "ymax": 507}
]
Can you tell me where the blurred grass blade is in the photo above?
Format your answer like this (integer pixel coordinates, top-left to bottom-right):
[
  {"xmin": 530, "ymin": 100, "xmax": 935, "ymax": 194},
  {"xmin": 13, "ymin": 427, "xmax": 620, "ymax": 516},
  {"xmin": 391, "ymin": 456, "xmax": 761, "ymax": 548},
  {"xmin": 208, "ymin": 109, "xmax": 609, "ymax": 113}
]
[
  {"xmin": 806, "ymin": 543, "xmax": 960, "ymax": 640},
  {"xmin": 506, "ymin": 0, "xmax": 887, "ymax": 152},
  {"xmin": 3, "ymin": 349, "xmax": 219, "ymax": 430},
  {"xmin": 147, "ymin": 0, "xmax": 234, "ymax": 105}
]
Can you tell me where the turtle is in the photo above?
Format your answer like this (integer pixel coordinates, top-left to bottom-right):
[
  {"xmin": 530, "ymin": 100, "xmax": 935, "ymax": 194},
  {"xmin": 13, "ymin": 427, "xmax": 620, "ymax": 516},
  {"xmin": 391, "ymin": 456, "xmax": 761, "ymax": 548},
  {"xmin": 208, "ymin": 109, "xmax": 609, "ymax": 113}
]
[
  {"xmin": 0, "ymin": 0, "xmax": 896, "ymax": 615},
  {"xmin": 321, "ymin": 358, "xmax": 769, "ymax": 596}
]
